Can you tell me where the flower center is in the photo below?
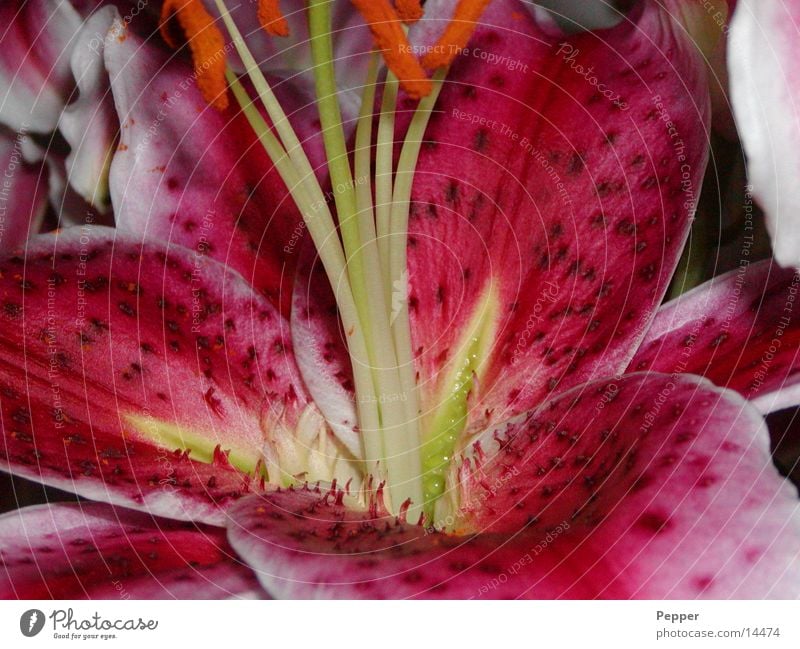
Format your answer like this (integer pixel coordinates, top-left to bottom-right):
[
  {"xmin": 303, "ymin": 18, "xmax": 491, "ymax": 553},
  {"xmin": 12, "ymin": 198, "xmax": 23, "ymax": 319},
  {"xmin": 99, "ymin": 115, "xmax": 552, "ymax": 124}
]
[{"xmin": 161, "ymin": 0, "xmax": 490, "ymax": 525}]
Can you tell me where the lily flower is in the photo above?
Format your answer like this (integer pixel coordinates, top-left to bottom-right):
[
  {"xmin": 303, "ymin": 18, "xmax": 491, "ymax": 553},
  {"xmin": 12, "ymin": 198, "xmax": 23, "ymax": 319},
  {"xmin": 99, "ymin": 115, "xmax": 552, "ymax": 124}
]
[{"xmin": 0, "ymin": 0, "xmax": 799, "ymax": 600}]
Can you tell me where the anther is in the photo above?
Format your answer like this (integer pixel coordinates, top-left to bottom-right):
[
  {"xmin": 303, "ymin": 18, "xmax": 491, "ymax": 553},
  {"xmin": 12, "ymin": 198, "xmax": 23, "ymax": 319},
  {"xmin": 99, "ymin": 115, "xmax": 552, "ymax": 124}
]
[
  {"xmin": 160, "ymin": 0, "xmax": 229, "ymax": 110},
  {"xmin": 421, "ymin": 0, "xmax": 492, "ymax": 70},
  {"xmin": 258, "ymin": 0, "xmax": 290, "ymax": 37},
  {"xmin": 395, "ymin": 0, "xmax": 423, "ymax": 24},
  {"xmin": 351, "ymin": 0, "xmax": 432, "ymax": 99}
]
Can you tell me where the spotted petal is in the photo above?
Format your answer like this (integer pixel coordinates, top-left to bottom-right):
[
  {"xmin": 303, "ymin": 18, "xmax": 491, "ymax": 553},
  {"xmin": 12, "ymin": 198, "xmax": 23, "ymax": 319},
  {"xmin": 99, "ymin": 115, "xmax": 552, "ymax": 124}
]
[
  {"xmin": 0, "ymin": 503, "xmax": 263, "ymax": 598},
  {"xmin": 405, "ymin": 0, "xmax": 709, "ymax": 425},
  {"xmin": 0, "ymin": 226, "xmax": 311, "ymax": 525},
  {"xmin": 228, "ymin": 374, "xmax": 800, "ymax": 598},
  {"xmin": 629, "ymin": 259, "xmax": 800, "ymax": 413},
  {"xmin": 106, "ymin": 18, "xmax": 322, "ymax": 314}
]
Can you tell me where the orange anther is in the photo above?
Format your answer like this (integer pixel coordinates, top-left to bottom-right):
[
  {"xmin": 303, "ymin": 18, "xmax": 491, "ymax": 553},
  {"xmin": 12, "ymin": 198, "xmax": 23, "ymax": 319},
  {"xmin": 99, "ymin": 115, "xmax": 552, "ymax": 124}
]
[
  {"xmin": 160, "ymin": 0, "xmax": 229, "ymax": 110},
  {"xmin": 395, "ymin": 0, "xmax": 423, "ymax": 24},
  {"xmin": 258, "ymin": 0, "xmax": 290, "ymax": 37},
  {"xmin": 421, "ymin": 0, "xmax": 492, "ymax": 69},
  {"xmin": 351, "ymin": 0, "xmax": 432, "ymax": 99}
]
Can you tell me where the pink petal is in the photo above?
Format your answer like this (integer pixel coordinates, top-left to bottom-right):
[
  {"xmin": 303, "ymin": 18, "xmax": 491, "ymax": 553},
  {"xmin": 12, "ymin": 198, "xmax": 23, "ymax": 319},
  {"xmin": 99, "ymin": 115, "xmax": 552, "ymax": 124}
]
[
  {"xmin": 0, "ymin": 226, "xmax": 310, "ymax": 525},
  {"xmin": 228, "ymin": 374, "xmax": 800, "ymax": 598},
  {"xmin": 0, "ymin": 0, "xmax": 82, "ymax": 133},
  {"xmin": 459, "ymin": 373, "xmax": 800, "ymax": 597},
  {"xmin": 629, "ymin": 259, "xmax": 800, "ymax": 413},
  {"xmin": 0, "ymin": 128, "xmax": 50, "ymax": 251},
  {"xmin": 105, "ymin": 19, "xmax": 322, "ymax": 314},
  {"xmin": 58, "ymin": 5, "xmax": 119, "ymax": 211},
  {"xmin": 227, "ymin": 486, "xmax": 546, "ymax": 599},
  {"xmin": 728, "ymin": 0, "xmax": 800, "ymax": 266},
  {"xmin": 0, "ymin": 503, "xmax": 263, "ymax": 599},
  {"xmin": 404, "ymin": 0, "xmax": 709, "ymax": 422}
]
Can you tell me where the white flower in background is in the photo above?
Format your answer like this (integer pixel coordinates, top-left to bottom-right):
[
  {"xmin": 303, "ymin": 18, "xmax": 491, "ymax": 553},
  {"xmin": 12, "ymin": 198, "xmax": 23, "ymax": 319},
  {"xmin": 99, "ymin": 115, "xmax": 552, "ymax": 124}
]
[{"xmin": 729, "ymin": 0, "xmax": 800, "ymax": 268}]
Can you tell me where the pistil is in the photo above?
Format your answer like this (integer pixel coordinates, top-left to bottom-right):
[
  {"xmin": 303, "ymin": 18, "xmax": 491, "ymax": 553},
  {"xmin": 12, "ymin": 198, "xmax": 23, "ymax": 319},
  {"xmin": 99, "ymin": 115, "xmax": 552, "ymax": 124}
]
[
  {"xmin": 353, "ymin": 55, "xmax": 425, "ymax": 522},
  {"xmin": 308, "ymin": 0, "xmax": 423, "ymax": 517}
]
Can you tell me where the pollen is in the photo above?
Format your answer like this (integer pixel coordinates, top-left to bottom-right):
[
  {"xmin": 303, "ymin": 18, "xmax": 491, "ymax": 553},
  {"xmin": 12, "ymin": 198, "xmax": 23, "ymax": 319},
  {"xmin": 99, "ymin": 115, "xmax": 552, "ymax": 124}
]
[
  {"xmin": 351, "ymin": 0, "xmax": 432, "ymax": 99},
  {"xmin": 421, "ymin": 0, "xmax": 492, "ymax": 70},
  {"xmin": 395, "ymin": 0, "xmax": 423, "ymax": 24},
  {"xmin": 160, "ymin": 0, "xmax": 229, "ymax": 110},
  {"xmin": 258, "ymin": 0, "xmax": 289, "ymax": 37}
]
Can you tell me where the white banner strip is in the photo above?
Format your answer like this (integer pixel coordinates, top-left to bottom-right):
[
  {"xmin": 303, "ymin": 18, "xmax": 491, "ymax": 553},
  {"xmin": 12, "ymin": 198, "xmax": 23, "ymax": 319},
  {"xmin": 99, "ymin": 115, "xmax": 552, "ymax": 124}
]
[{"xmin": 1, "ymin": 600, "xmax": 798, "ymax": 648}]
